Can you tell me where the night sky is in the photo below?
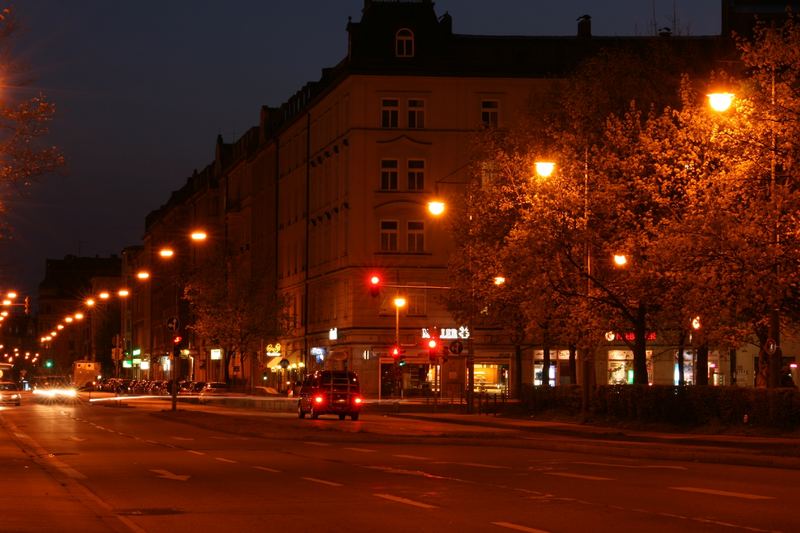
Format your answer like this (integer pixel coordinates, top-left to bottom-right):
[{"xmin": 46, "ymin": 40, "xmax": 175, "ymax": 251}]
[{"xmin": 3, "ymin": 0, "xmax": 720, "ymax": 297}]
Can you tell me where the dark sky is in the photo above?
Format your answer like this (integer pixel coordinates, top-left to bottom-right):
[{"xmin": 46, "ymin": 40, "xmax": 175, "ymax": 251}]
[{"xmin": 3, "ymin": 0, "xmax": 720, "ymax": 296}]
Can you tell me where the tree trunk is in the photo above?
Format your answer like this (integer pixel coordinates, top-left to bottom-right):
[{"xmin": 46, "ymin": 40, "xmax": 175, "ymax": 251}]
[
  {"xmin": 568, "ymin": 344, "xmax": 577, "ymax": 385},
  {"xmin": 632, "ymin": 302, "xmax": 648, "ymax": 384},
  {"xmin": 542, "ymin": 343, "xmax": 551, "ymax": 387},
  {"xmin": 514, "ymin": 344, "xmax": 523, "ymax": 398},
  {"xmin": 580, "ymin": 345, "xmax": 595, "ymax": 415},
  {"xmin": 696, "ymin": 343, "xmax": 709, "ymax": 385},
  {"xmin": 677, "ymin": 331, "xmax": 686, "ymax": 386},
  {"xmin": 729, "ymin": 348, "xmax": 737, "ymax": 386}
]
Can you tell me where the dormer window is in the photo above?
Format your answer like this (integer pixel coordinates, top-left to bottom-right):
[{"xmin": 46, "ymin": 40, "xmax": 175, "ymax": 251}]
[{"xmin": 395, "ymin": 29, "xmax": 414, "ymax": 58}]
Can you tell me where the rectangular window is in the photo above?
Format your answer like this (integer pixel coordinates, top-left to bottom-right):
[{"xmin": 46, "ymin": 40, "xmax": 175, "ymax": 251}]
[
  {"xmin": 380, "ymin": 159, "xmax": 398, "ymax": 191},
  {"xmin": 407, "ymin": 288, "xmax": 426, "ymax": 316},
  {"xmin": 381, "ymin": 99, "xmax": 399, "ymax": 128},
  {"xmin": 380, "ymin": 220, "xmax": 398, "ymax": 252},
  {"xmin": 481, "ymin": 100, "xmax": 499, "ymax": 127},
  {"xmin": 407, "ymin": 99, "xmax": 425, "ymax": 129},
  {"xmin": 407, "ymin": 159, "xmax": 425, "ymax": 191},
  {"xmin": 407, "ymin": 221, "xmax": 424, "ymax": 252}
]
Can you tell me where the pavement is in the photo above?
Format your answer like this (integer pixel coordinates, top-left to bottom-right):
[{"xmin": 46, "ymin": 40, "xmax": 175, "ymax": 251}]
[{"xmin": 84, "ymin": 392, "xmax": 800, "ymax": 470}]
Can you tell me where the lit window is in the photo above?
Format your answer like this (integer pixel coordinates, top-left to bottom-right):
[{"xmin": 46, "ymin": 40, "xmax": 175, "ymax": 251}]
[
  {"xmin": 407, "ymin": 99, "xmax": 425, "ymax": 128},
  {"xmin": 407, "ymin": 159, "xmax": 425, "ymax": 191},
  {"xmin": 380, "ymin": 220, "xmax": 399, "ymax": 252},
  {"xmin": 407, "ymin": 221, "xmax": 424, "ymax": 252},
  {"xmin": 381, "ymin": 98, "xmax": 399, "ymax": 128},
  {"xmin": 380, "ymin": 159, "xmax": 399, "ymax": 190},
  {"xmin": 481, "ymin": 100, "xmax": 499, "ymax": 127},
  {"xmin": 395, "ymin": 29, "xmax": 414, "ymax": 58}
]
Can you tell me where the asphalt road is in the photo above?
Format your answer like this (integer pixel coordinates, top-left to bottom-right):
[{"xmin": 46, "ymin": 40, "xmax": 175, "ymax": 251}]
[{"xmin": 0, "ymin": 396, "xmax": 798, "ymax": 533}]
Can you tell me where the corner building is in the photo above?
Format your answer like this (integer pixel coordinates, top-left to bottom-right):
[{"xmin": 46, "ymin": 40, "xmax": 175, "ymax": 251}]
[{"xmin": 143, "ymin": 0, "xmax": 768, "ymax": 395}]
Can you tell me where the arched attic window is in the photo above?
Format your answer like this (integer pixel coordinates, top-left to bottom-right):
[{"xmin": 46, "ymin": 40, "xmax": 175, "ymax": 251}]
[{"xmin": 395, "ymin": 28, "xmax": 414, "ymax": 58}]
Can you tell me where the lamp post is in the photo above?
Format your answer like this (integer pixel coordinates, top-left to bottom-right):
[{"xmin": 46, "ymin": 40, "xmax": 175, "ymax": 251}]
[{"xmin": 708, "ymin": 91, "xmax": 781, "ymax": 387}]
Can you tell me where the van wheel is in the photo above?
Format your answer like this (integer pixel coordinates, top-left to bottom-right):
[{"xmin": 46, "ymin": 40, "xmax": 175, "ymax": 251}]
[
  {"xmin": 298, "ymin": 405, "xmax": 305, "ymax": 419},
  {"xmin": 338, "ymin": 414, "xmax": 345, "ymax": 420},
  {"xmin": 351, "ymin": 413, "xmax": 359, "ymax": 421}
]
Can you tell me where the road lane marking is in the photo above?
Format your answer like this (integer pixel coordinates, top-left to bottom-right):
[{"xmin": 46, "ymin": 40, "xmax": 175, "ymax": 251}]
[
  {"xmin": 171, "ymin": 436, "xmax": 194, "ymax": 441},
  {"xmin": 491, "ymin": 521, "xmax": 551, "ymax": 533},
  {"xmin": 145, "ymin": 440, "xmax": 159, "ymax": 445},
  {"xmin": 545, "ymin": 472, "xmax": 614, "ymax": 481},
  {"xmin": 150, "ymin": 469, "xmax": 190, "ymax": 481},
  {"xmin": 344, "ymin": 447, "xmax": 376, "ymax": 453},
  {"xmin": 68, "ymin": 436, "xmax": 86, "ymax": 442},
  {"xmin": 304, "ymin": 441, "xmax": 331, "ymax": 447},
  {"xmin": 434, "ymin": 461, "xmax": 511, "ymax": 470},
  {"xmin": 374, "ymin": 493, "xmax": 437, "ymax": 509},
  {"xmin": 215, "ymin": 457, "xmax": 237, "ymax": 464},
  {"xmin": 302, "ymin": 477, "xmax": 342, "ymax": 487},
  {"xmin": 573, "ymin": 461, "xmax": 687, "ymax": 471},
  {"xmin": 187, "ymin": 450, "xmax": 205, "ymax": 456},
  {"xmin": 393, "ymin": 454, "xmax": 430, "ymax": 460},
  {"xmin": 253, "ymin": 466, "xmax": 280, "ymax": 473},
  {"xmin": 670, "ymin": 487, "xmax": 774, "ymax": 500}
]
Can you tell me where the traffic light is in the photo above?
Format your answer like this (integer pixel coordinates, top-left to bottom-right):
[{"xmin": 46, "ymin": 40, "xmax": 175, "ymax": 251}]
[
  {"xmin": 172, "ymin": 335, "xmax": 183, "ymax": 357},
  {"xmin": 427, "ymin": 338, "xmax": 439, "ymax": 360},
  {"xmin": 44, "ymin": 359, "xmax": 54, "ymax": 369},
  {"xmin": 368, "ymin": 273, "xmax": 382, "ymax": 297},
  {"xmin": 391, "ymin": 346, "xmax": 401, "ymax": 360}
]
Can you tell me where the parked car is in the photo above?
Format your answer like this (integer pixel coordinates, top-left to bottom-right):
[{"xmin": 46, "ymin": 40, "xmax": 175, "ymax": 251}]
[
  {"xmin": 0, "ymin": 381, "xmax": 21, "ymax": 406},
  {"xmin": 199, "ymin": 382, "xmax": 229, "ymax": 395},
  {"xmin": 297, "ymin": 370, "xmax": 362, "ymax": 421}
]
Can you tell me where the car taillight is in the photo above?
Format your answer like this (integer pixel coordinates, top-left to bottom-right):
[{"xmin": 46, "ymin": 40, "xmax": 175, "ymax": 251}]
[
  {"xmin": 353, "ymin": 396, "xmax": 363, "ymax": 405},
  {"xmin": 314, "ymin": 395, "xmax": 324, "ymax": 404}
]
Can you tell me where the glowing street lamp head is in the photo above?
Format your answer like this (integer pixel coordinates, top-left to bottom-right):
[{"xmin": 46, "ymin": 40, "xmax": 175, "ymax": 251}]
[
  {"xmin": 393, "ymin": 296, "xmax": 407, "ymax": 309},
  {"xmin": 65, "ymin": 317, "xmax": 74, "ymax": 323},
  {"xmin": 427, "ymin": 200, "xmax": 446, "ymax": 217},
  {"xmin": 56, "ymin": 324, "xmax": 64, "ymax": 330},
  {"xmin": 85, "ymin": 298, "xmax": 96, "ymax": 307},
  {"xmin": 692, "ymin": 316, "xmax": 701, "ymax": 330},
  {"xmin": 136, "ymin": 270, "xmax": 151, "ymax": 280},
  {"xmin": 707, "ymin": 92, "xmax": 734, "ymax": 113},
  {"xmin": 493, "ymin": 276, "xmax": 506, "ymax": 286},
  {"xmin": 98, "ymin": 291, "xmax": 110, "ymax": 300},
  {"xmin": 74, "ymin": 313, "xmax": 84, "ymax": 320},
  {"xmin": 1, "ymin": 299, "xmax": 10, "ymax": 306},
  {"xmin": 6, "ymin": 291, "xmax": 16, "ymax": 299},
  {"xmin": 535, "ymin": 161, "xmax": 556, "ymax": 178},
  {"xmin": 118, "ymin": 288, "xmax": 130, "ymax": 298},
  {"xmin": 190, "ymin": 230, "xmax": 208, "ymax": 241},
  {"xmin": 159, "ymin": 248, "xmax": 175, "ymax": 258},
  {"xmin": 613, "ymin": 254, "xmax": 628, "ymax": 267}
]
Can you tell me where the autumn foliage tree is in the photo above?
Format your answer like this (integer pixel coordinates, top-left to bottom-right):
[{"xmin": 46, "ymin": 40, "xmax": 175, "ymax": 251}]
[{"xmin": 0, "ymin": 7, "xmax": 64, "ymax": 237}]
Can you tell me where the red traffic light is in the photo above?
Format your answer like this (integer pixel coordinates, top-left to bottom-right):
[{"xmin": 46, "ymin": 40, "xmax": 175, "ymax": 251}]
[
  {"xmin": 427, "ymin": 339, "xmax": 437, "ymax": 350},
  {"xmin": 391, "ymin": 346, "xmax": 401, "ymax": 358},
  {"xmin": 368, "ymin": 273, "xmax": 382, "ymax": 297},
  {"xmin": 172, "ymin": 335, "xmax": 183, "ymax": 344}
]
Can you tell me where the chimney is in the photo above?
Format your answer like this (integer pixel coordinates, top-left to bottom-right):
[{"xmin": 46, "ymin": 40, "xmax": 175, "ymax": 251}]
[{"xmin": 577, "ymin": 14, "xmax": 591, "ymax": 38}]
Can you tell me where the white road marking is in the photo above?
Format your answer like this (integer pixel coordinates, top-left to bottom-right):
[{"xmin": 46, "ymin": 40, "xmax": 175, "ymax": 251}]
[
  {"xmin": 171, "ymin": 436, "xmax": 194, "ymax": 441},
  {"xmin": 455, "ymin": 462, "xmax": 511, "ymax": 470},
  {"xmin": 491, "ymin": 521, "xmax": 551, "ymax": 533},
  {"xmin": 68, "ymin": 436, "xmax": 86, "ymax": 442},
  {"xmin": 573, "ymin": 461, "xmax": 687, "ymax": 471},
  {"xmin": 187, "ymin": 450, "xmax": 205, "ymax": 456},
  {"xmin": 374, "ymin": 493, "xmax": 437, "ymax": 509},
  {"xmin": 150, "ymin": 469, "xmax": 190, "ymax": 481},
  {"xmin": 545, "ymin": 472, "xmax": 614, "ymax": 481},
  {"xmin": 302, "ymin": 477, "xmax": 342, "ymax": 487},
  {"xmin": 304, "ymin": 441, "xmax": 331, "ymax": 447},
  {"xmin": 343, "ymin": 447, "xmax": 376, "ymax": 453},
  {"xmin": 393, "ymin": 454, "xmax": 430, "ymax": 460},
  {"xmin": 253, "ymin": 466, "xmax": 280, "ymax": 473},
  {"xmin": 670, "ymin": 486, "xmax": 774, "ymax": 500},
  {"xmin": 215, "ymin": 457, "xmax": 237, "ymax": 464},
  {"xmin": 145, "ymin": 440, "xmax": 159, "ymax": 445}
]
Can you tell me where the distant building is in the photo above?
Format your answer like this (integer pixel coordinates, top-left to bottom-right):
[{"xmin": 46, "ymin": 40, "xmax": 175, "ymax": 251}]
[{"xmin": 37, "ymin": 255, "xmax": 121, "ymax": 377}]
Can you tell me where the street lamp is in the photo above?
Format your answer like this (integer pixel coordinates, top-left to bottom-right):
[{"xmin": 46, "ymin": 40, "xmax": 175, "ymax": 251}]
[
  {"xmin": 707, "ymin": 92, "xmax": 734, "ymax": 113},
  {"xmin": 392, "ymin": 296, "xmax": 406, "ymax": 348}
]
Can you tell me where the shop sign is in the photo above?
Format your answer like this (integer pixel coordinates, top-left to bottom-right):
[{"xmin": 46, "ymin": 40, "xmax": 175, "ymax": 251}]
[
  {"xmin": 132, "ymin": 358, "xmax": 141, "ymax": 367},
  {"xmin": 604, "ymin": 331, "xmax": 657, "ymax": 342},
  {"xmin": 122, "ymin": 360, "xmax": 132, "ymax": 369},
  {"xmin": 311, "ymin": 347, "xmax": 326, "ymax": 364},
  {"xmin": 329, "ymin": 328, "xmax": 338, "ymax": 340},
  {"xmin": 210, "ymin": 348, "xmax": 223, "ymax": 360},
  {"xmin": 140, "ymin": 361, "xmax": 150, "ymax": 370},
  {"xmin": 422, "ymin": 326, "xmax": 470, "ymax": 340},
  {"xmin": 265, "ymin": 343, "xmax": 282, "ymax": 357},
  {"xmin": 132, "ymin": 348, "xmax": 141, "ymax": 356}
]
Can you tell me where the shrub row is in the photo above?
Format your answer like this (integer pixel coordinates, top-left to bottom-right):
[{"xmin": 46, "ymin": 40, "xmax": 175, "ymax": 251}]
[{"xmin": 520, "ymin": 384, "xmax": 800, "ymax": 429}]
